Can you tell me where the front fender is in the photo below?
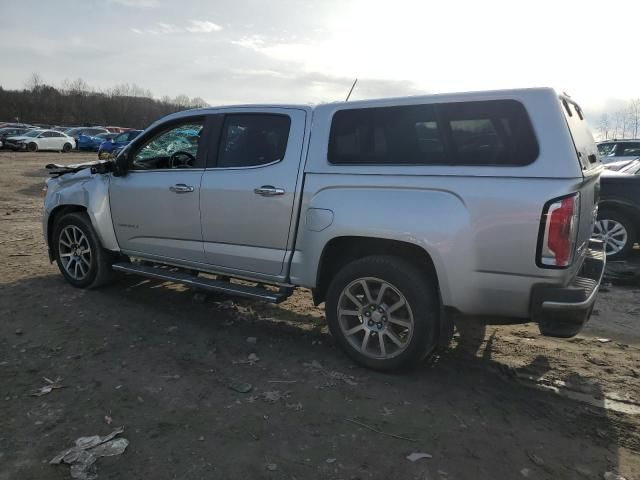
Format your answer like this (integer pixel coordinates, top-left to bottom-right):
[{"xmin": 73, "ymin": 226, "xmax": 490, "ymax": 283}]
[{"xmin": 43, "ymin": 170, "xmax": 119, "ymax": 252}]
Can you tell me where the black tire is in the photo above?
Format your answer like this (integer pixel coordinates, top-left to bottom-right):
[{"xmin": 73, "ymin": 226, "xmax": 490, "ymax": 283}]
[
  {"xmin": 27, "ymin": 142, "xmax": 38, "ymax": 152},
  {"xmin": 326, "ymin": 255, "xmax": 439, "ymax": 371},
  {"xmin": 596, "ymin": 209, "xmax": 636, "ymax": 261},
  {"xmin": 62, "ymin": 143, "xmax": 72, "ymax": 153},
  {"xmin": 52, "ymin": 212, "xmax": 116, "ymax": 289}
]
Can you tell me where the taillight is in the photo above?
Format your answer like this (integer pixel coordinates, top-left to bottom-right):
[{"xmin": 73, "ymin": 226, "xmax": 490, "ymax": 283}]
[{"xmin": 537, "ymin": 193, "xmax": 580, "ymax": 268}]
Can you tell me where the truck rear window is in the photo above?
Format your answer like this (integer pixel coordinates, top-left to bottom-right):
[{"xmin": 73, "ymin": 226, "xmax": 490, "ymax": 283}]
[{"xmin": 329, "ymin": 100, "xmax": 539, "ymax": 166}]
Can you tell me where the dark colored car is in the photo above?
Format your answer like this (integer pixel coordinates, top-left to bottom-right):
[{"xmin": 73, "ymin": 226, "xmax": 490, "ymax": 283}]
[
  {"xmin": 97, "ymin": 129, "xmax": 143, "ymax": 158},
  {"xmin": 0, "ymin": 127, "xmax": 33, "ymax": 147},
  {"xmin": 596, "ymin": 160, "xmax": 640, "ymax": 259},
  {"xmin": 78, "ymin": 132, "xmax": 116, "ymax": 151},
  {"xmin": 65, "ymin": 127, "xmax": 110, "ymax": 149}
]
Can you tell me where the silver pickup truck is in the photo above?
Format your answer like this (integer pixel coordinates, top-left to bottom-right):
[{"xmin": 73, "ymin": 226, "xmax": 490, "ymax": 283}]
[{"xmin": 43, "ymin": 87, "xmax": 605, "ymax": 371}]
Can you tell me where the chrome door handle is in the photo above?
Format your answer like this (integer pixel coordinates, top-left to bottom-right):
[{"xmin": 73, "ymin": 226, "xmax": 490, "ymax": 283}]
[
  {"xmin": 169, "ymin": 184, "xmax": 194, "ymax": 193},
  {"xmin": 254, "ymin": 185, "xmax": 285, "ymax": 196}
]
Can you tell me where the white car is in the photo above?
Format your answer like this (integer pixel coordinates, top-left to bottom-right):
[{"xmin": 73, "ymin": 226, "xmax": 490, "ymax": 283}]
[{"xmin": 5, "ymin": 129, "xmax": 76, "ymax": 152}]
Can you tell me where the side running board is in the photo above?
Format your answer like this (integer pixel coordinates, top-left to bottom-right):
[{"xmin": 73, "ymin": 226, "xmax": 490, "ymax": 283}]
[{"xmin": 112, "ymin": 262, "xmax": 293, "ymax": 304}]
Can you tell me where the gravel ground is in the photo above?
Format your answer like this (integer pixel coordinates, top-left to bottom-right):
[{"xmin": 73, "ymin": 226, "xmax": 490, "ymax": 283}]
[{"xmin": 1, "ymin": 151, "xmax": 639, "ymax": 480}]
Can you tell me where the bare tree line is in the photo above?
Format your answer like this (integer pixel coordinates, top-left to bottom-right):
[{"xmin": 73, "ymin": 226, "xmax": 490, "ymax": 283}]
[
  {"xmin": 0, "ymin": 73, "xmax": 209, "ymax": 129},
  {"xmin": 598, "ymin": 98, "xmax": 640, "ymax": 140}
]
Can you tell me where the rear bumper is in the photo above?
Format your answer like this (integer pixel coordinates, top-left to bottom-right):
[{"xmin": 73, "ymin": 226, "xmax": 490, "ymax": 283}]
[{"xmin": 531, "ymin": 239, "xmax": 606, "ymax": 337}]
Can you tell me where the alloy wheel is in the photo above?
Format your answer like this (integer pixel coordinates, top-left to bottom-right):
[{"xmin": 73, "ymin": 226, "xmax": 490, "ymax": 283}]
[
  {"xmin": 58, "ymin": 225, "xmax": 92, "ymax": 280},
  {"xmin": 337, "ymin": 277, "xmax": 414, "ymax": 360},
  {"xmin": 594, "ymin": 219, "xmax": 628, "ymax": 256}
]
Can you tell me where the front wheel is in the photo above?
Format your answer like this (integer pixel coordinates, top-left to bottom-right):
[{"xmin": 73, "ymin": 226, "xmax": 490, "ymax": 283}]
[
  {"xmin": 594, "ymin": 210, "xmax": 636, "ymax": 260},
  {"xmin": 326, "ymin": 255, "xmax": 439, "ymax": 371},
  {"xmin": 62, "ymin": 143, "xmax": 72, "ymax": 153},
  {"xmin": 27, "ymin": 142, "xmax": 38, "ymax": 152},
  {"xmin": 53, "ymin": 212, "xmax": 115, "ymax": 288}
]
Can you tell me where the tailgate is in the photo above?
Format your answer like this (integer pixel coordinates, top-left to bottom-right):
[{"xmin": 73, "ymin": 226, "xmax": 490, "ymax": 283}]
[{"xmin": 559, "ymin": 95, "xmax": 601, "ymax": 264}]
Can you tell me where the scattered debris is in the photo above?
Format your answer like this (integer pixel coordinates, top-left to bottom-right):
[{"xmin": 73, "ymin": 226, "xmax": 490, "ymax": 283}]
[
  {"xmin": 304, "ymin": 360, "xmax": 358, "ymax": 386},
  {"xmin": 234, "ymin": 353, "xmax": 260, "ymax": 365},
  {"xmin": 527, "ymin": 451, "xmax": 544, "ymax": 466},
  {"xmin": 266, "ymin": 463, "xmax": 278, "ymax": 471},
  {"xmin": 382, "ymin": 407, "xmax": 394, "ymax": 416},
  {"xmin": 263, "ymin": 390, "xmax": 290, "ymax": 403},
  {"xmin": 603, "ymin": 472, "xmax": 627, "ymax": 480},
  {"xmin": 520, "ymin": 467, "xmax": 531, "ymax": 477},
  {"xmin": 31, "ymin": 377, "xmax": 65, "ymax": 397},
  {"xmin": 50, "ymin": 427, "xmax": 128, "ymax": 480},
  {"xmin": 596, "ymin": 338, "xmax": 612, "ymax": 343},
  {"xmin": 15, "ymin": 328, "xmax": 23, "ymax": 335},
  {"xmin": 304, "ymin": 360, "xmax": 323, "ymax": 369},
  {"xmin": 267, "ymin": 379, "xmax": 297, "ymax": 384},
  {"xmin": 160, "ymin": 374, "xmax": 181, "ymax": 380},
  {"xmin": 246, "ymin": 337, "xmax": 257, "ymax": 344},
  {"xmin": 326, "ymin": 458, "xmax": 337, "ymax": 464},
  {"xmin": 345, "ymin": 418, "xmax": 416, "ymax": 442},
  {"xmin": 286, "ymin": 402, "xmax": 303, "ymax": 411},
  {"xmin": 406, "ymin": 452, "xmax": 432, "ymax": 462},
  {"xmin": 103, "ymin": 415, "xmax": 112, "ymax": 426},
  {"xmin": 165, "ymin": 326, "xmax": 178, "ymax": 334},
  {"xmin": 228, "ymin": 382, "xmax": 253, "ymax": 394}
]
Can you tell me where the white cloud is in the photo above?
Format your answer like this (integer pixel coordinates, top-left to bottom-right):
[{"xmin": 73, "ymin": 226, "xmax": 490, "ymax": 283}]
[
  {"xmin": 156, "ymin": 23, "xmax": 181, "ymax": 34},
  {"xmin": 109, "ymin": 0, "xmax": 158, "ymax": 7},
  {"xmin": 186, "ymin": 20, "xmax": 222, "ymax": 33},
  {"xmin": 131, "ymin": 28, "xmax": 143, "ymax": 35}
]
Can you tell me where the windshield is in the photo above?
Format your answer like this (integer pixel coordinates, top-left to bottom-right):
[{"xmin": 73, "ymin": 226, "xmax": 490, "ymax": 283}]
[
  {"xmin": 22, "ymin": 130, "xmax": 42, "ymax": 138},
  {"xmin": 597, "ymin": 143, "xmax": 615, "ymax": 156}
]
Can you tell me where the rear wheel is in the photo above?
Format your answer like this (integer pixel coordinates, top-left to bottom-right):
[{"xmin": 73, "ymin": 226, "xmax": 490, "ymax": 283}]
[
  {"xmin": 53, "ymin": 212, "xmax": 116, "ymax": 288},
  {"xmin": 326, "ymin": 255, "xmax": 439, "ymax": 371},
  {"xmin": 62, "ymin": 143, "xmax": 72, "ymax": 153},
  {"xmin": 27, "ymin": 142, "xmax": 38, "ymax": 152},
  {"xmin": 594, "ymin": 209, "xmax": 636, "ymax": 260}
]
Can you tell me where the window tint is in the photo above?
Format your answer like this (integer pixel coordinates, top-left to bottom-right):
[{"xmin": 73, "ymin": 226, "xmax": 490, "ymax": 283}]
[
  {"xmin": 217, "ymin": 114, "xmax": 291, "ymax": 168},
  {"xmin": 329, "ymin": 100, "xmax": 538, "ymax": 166},
  {"xmin": 439, "ymin": 100, "xmax": 538, "ymax": 165},
  {"xmin": 329, "ymin": 104, "xmax": 444, "ymax": 165},
  {"xmin": 617, "ymin": 142, "xmax": 640, "ymax": 157},
  {"xmin": 49, "ymin": 131, "xmax": 63, "ymax": 137},
  {"xmin": 597, "ymin": 143, "xmax": 615, "ymax": 156},
  {"xmin": 131, "ymin": 121, "xmax": 204, "ymax": 170},
  {"xmin": 114, "ymin": 133, "xmax": 129, "ymax": 143}
]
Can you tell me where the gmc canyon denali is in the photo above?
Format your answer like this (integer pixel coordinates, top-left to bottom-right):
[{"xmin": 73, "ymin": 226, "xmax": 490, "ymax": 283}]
[{"xmin": 43, "ymin": 87, "xmax": 605, "ymax": 371}]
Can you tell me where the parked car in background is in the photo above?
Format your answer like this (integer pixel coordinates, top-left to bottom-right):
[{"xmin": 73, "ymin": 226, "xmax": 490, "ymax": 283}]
[
  {"xmin": 595, "ymin": 160, "xmax": 640, "ymax": 260},
  {"xmin": 78, "ymin": 132, "xmax": 117, "ymax": 151},
  {"xmin": 65, "ymin": 127, "xmax": 109, "ymax": 148},
  {"xmin": 0, "ymin": 122, "xmax": 33, "ymax": 129},
  {"xmin": 44, "ymin": 88, "xmax": 605, "ymax": 371},
  {"xmin": 597, "ymin": 139, "xmax": 640, "ymax": 169},
  {"xmin": 98, "ymin": 129, "xmax": 143, "ymax": 159},
  {"xmin": 0, "ymin": 127, "xmax": 33, "ymax": 148},
  {"xmin": 5, "ymin": 129, "xmax": 75, "ymax": 152},
  {"xmin": 104, "ymin": 126, "xmax": 130, "ymax": 133}
]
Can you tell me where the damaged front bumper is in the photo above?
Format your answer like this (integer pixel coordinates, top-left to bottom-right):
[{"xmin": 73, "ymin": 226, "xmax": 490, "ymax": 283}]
[{"xmin": 531, "ymin": 239, "xmax": 606, "ymax": 338}]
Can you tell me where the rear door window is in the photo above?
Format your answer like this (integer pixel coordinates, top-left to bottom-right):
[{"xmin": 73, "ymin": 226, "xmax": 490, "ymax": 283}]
[
  {"xmin": 216, "ymin": 114, "xmax": 291, "ymax": 168},
  {"xmin": 617, "ymin": 142, "xmax": 640, "ymax": 157}
]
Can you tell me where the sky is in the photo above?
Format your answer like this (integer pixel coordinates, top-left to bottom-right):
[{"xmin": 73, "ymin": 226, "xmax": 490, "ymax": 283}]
[{"xmin": 0, "ymin": 0, "xmax": 638, "ymax": 124}]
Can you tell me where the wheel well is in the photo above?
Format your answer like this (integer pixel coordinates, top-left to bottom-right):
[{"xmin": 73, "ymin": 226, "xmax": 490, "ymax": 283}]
[
  {"xmin": 313, "ymin": 236, "xmax": 439, "ymax": 305},
  {"xmin": 598, "ymin": 202, "xmax": 640, "ymax": 238},
  {"xmin": 47, "ymin": 205, "xmax": 87, "ymax": 251}
]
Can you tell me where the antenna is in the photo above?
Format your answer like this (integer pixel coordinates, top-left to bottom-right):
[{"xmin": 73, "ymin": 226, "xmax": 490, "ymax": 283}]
[{"xmin": 345, "ymin": 78, "xmax": 358, "ymax": 101}]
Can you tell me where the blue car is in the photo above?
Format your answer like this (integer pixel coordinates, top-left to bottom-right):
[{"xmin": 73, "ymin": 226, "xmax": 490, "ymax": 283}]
[
  {"xmin": 77, "ymin": 132, "xmax": 116, "ymax": 151},
  {"xmin": 98, "ymin": 130, "xmax": 143, "ymax": 158}
]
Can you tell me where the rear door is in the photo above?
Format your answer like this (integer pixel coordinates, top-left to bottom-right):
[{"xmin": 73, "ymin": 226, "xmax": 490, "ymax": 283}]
[
  {"xmin": 559, "ymin": 96, "xmax": 601, "ymax": 256},
  {"xmin": 199, "ymin": 108, "xmax": 306, "ymax": 277}
]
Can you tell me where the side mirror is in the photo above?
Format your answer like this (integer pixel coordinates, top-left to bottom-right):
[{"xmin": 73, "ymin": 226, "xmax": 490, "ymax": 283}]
[{"xmin": 113, "ymin": 150, "xmax": 130, "ymax": 177}]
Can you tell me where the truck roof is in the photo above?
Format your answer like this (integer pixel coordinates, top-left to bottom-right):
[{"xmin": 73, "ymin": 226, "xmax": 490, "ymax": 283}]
[{"xmin": 173, "ymin": 87, "xmax": 559, "ymax": 116}]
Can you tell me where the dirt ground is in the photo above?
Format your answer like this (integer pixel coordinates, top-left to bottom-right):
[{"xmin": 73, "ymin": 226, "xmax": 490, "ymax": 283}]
[{"xmin": 1, "ymin": 150, "xmax": 639, "ymax": 480}]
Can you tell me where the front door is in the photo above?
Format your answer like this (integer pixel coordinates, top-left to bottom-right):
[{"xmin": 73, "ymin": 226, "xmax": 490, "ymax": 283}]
[
  {"xmin": 199, "ymin": 109, "xmax": 306, "ymax": 277},
  {"xmin": 109, "ymin": 117, "xmax": 207, "ymax": 263}
]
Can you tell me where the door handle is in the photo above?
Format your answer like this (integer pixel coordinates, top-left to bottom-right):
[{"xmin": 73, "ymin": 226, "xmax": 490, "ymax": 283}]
[
  {"xmin": 169, "ymin": 184, "xmax": 194, "ymax": 193},
  {"xmin": 254, "ymin": 185, "xmax": 285, "ymax": 196}
]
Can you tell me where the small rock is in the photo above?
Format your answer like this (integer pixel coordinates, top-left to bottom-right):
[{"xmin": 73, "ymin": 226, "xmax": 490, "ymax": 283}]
[
  {"xmin": 527, "ymin": 451, "xmax": 544, "ymax": 466},
  {"xmin": 137, "ymin": 396, "xmax": 144, "ymax": 403},
  {"xmin": 266, "ymin": 463, "xmax": 277, "ymax": 471},
  {"xmin": 15, "ymin": 328, "xmax": 23, "ymax": 335},
  {"xmin": 248, "ymin": 353, "xmax": 259, "ymax": 363},
  {"xmin": 596, "ymin": 338, "xmax": 611, "ymax": 343},
  {"xmin": 246, "ymin": 337, "xmax": 257, "ymax": 344},
  {"xmin": 229, "ymin": 382, "xmax": 253, "ymax": 393},
  {"xmin": 604, "ymin": 473, "xmax": 627, "ymax": 480},
  {"xmin": 166, "ymin": 326, "xmax": 178, "ymax": 333},
  {"xmin": 326, "ymin": 458, "xmax": 336, "ymax": 464},
  {"xmin": 520, "ymin": 468, "xmax": 531, "ymax": 478},
  {"xmin": 198, "ymin": 436, "xmax": 204, "ymax": 441}
]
